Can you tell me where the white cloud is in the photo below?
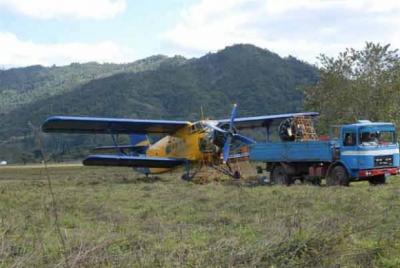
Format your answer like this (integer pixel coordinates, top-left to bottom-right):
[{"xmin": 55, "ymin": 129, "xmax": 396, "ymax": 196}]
[
  {"xmin": 0, "ymin": 32, "xmax": 132, "ymax": 67},
  {"xmin": 163, "ymin": 0, "xmax": 400, "ymax": 63},
  {"xmin": 0, "ymin": 0, "xmax": 126, "ymax": 20}
]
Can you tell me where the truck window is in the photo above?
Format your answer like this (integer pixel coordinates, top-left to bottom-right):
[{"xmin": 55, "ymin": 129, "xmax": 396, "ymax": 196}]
[
  {"xmin": 359, "ymin": 131, "xmax": 395, "ymax": 146},
  {"xmin": 330, "ymin": 126, "xmax": 340, "ymax": 140},
  {"xmin": 343, "ymin": 132, "xmax": 356, "ymax": 146},
  {"xmin": 379, "ymin": 131, "xmax": 396, "ymax": 144}
]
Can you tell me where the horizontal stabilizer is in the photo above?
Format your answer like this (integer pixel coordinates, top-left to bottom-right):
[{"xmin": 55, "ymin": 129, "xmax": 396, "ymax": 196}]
[
  {"xmin": 42, "ymin": 116, "xmax": 190, "ymax": 134},
  {"xmin": 83, "ymin": 154, "xmax": 186, "ymax": 168}
]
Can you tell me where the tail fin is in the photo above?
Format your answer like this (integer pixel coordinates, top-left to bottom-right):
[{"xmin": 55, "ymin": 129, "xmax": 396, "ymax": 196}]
[{"xmin": 130, "ymin": 134, "xmax": 150, "ymax": 147}]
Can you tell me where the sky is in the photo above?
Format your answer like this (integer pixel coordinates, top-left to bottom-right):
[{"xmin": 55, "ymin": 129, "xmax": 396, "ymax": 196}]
[{"xmin": 0, "ymin": 0, "xmax": 399, "ymax": 68}]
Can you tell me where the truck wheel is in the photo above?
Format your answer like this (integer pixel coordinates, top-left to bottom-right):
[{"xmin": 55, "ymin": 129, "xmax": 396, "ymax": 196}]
[
  {"xmin": 327, "ymin": 165, "xmax": 349, "ymax": 186},
  {"xmin": 271, "ymin": 166, "xmax": 292, "ymax": 186},
  {"xmin": 368, "ymin": 175, "xmax": 386, "ymax": 185}
]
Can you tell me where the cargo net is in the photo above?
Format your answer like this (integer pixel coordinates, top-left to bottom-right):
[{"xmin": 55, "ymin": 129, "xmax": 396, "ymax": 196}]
[{"xmin": 279, "ymin": 116, "xmax": 318, "ymax": 141}]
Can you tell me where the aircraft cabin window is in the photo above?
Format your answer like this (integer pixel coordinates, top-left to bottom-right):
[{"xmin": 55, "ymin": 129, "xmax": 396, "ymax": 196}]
[
  {"xmin": 190, "ymin": 122, "xmax": 204, "ymax": 133},
  {"xmin": 343, "ymin": 132, "xmax": 356, "ymax": 146}
]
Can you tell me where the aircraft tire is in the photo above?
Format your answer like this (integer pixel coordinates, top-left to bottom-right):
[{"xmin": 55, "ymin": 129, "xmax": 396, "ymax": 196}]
[{"xmin": 181, "ymin": 174, "xmax": 191, "ymax": 181}]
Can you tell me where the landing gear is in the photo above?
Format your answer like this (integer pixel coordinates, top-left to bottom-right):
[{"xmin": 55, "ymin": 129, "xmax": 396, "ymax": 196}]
[
  {"xmin": 181, "ymin": 161, "xmax": 200, "ymax": 181},
  {"xmin": 181, "ymin": 173, "xmax": 192, "ymax": 181},
  {"xmin": 368, "ymin": 175, "xmax": 386, "ymax": 185},
  {"xmin": 271, "ymin": 165, "xmax": 292, "ymax": 185},
  {"xmin": 233, "ymin": 171, "xmax": 241, "ymax": 179},
  {"xmin": 327, "ymin": 165, "xmax": 349, "ymax": 186},
  {"xmin": 179, "ymin": 157, "xmax": 247, "ymax": 182}
]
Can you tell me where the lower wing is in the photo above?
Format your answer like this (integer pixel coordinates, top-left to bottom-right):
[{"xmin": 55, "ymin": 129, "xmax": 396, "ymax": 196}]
[
  {"xmin": 83, "ymin": 154, "xmax": 186, "ymax": 168},
  {"xmin": 92, "ymin": 145, "xmax": 148, "ymax": 155}
]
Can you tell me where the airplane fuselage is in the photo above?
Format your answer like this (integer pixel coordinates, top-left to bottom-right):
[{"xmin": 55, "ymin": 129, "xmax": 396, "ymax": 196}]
[{"xmin": 145, "ymin": 121, "xmax": 217, "ymax": 174}]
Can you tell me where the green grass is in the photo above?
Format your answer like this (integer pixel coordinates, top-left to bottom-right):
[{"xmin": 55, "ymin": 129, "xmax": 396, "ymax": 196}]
[{"xmin": 0, "ymin": 165, "xmax": 400, "ymax": 267}]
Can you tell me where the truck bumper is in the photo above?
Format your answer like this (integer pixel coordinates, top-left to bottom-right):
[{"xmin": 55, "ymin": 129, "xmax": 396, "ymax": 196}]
[{"xmin": 358, "ymin": 167, "xmax": 400, "ymax": 178}]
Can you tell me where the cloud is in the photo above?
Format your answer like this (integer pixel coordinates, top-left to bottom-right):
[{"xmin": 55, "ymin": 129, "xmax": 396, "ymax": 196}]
[
  {"xmin": 0, "ymin": 32, "xmax": 132, "ymax": 67},
  {"xmin": 163, "ymin": 0, "xmax": 400, "ymax": 63},
  {"xmin": 0, "ymin": 0, "xmax": 126, "ymax": 20}
]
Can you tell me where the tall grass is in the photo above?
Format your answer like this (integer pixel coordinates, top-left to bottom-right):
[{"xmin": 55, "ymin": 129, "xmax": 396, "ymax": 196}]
[{"xmin": 0, "ymin": 166, "xmax": 399, "ymax": 267}]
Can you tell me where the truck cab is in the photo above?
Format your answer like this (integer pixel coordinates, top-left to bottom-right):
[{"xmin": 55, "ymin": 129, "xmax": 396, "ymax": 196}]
[{"xmin": 334, "ymin": 121, "xmax": 399, "ymax": 184}]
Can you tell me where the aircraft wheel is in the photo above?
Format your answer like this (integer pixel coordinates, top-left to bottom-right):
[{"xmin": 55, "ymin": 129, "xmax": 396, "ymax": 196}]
[
  {"xmin": 271, "ymin": 165, "xmax": 292, "ymax": 186},
  {"xmin": 181, "ymin": 174, "xmax": 191, "ymax": 181},
  {"xmin": 327, "ymin": 165, "xmax": 349, "ymax": 186},
  {"xmin": 233, "ymin": 171, "xmax": 241, "ymax": 179},
  {"xmin": 368, "ymin": 175, "xmax": 386, "ymax": 185}
]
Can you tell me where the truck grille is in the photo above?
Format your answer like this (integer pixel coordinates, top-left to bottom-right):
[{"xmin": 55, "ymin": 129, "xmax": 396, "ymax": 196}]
[{"xmin": 374, "ymin": 155, "xmax": 393, "ymax": 167}]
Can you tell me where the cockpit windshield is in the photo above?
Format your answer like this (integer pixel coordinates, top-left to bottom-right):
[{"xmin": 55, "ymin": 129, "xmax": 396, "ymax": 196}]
[
  {"xmin": 359, "ymin": 130, "xmax": 396, "ymax": 146},
  {"xmin": 190, "ymin": 122, "xmax": 205, "ymax": 133}
]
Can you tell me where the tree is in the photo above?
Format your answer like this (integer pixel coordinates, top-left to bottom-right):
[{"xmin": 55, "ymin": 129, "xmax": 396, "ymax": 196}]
[{"xmin": 303, "ymin": 42, "xmax": 400, "ymax": 132}]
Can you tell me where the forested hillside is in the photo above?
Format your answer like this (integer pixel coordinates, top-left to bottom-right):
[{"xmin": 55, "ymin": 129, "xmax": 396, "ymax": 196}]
[
  {"xmin": 0, "ymin": 55, "xmax": 186, "ymax": 114},
  {"xmin": 0, "ymin": 44, "xmax": 318, "ymax": 163}
]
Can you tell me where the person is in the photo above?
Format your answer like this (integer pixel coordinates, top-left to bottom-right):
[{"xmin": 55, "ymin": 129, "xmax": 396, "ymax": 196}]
[
  {"xmin": 344, "ymin": 133, "xmax": 354, "ymax": 146},
  {"xmin": 360, "ymin": 132, "xmax": 378, "ymax": 146}
]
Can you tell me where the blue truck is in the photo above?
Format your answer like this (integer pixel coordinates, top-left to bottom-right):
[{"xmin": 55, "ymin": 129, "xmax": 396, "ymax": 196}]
[{"xmin": 250, "ymin": 120, "xmax": 400, "ymax": 186}]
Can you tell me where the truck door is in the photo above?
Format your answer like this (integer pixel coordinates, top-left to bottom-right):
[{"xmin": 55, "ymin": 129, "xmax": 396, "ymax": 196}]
[{"xmin": 340, "ymin": 128, "xmax": 359, "ymax": 170}]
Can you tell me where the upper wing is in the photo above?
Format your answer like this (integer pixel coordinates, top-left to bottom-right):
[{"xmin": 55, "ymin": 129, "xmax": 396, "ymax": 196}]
[
  {"xmin": 83, "ymin": 154, "xmax": 186, "ymax": 168},
  {"xmin": 218, "ymin": 112, "xmax": 319, "ymax": 129},
  {"xmin": 42, "ymin": 116, "xmax": 190, "ymax": 134}
]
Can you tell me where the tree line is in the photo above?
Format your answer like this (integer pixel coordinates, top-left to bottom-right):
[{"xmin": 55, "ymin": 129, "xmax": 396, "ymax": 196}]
[{"xmin": 303, "ymin": 42, "xmax": 400, "ymax": 132}]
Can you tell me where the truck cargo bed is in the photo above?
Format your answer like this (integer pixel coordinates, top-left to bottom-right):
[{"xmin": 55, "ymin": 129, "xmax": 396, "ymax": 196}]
[{"xmin": 250, "ymin": 141, "xmax": 334, "ymax": 162}]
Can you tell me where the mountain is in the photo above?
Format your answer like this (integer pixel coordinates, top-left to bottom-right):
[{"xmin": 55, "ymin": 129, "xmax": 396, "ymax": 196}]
[
  {"xmin": 0, "ymin": 55, "xmax": 187, "ymax": 114},
  {"xmin": 0, "ymin": 44, "xmax": 318, "ymax": 163}
]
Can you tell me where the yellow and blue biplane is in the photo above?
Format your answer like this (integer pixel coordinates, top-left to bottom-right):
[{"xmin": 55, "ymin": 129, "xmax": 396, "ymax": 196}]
[{"xmin": 42, "ymin": 105, "xmax": 317, "ymax": 179}]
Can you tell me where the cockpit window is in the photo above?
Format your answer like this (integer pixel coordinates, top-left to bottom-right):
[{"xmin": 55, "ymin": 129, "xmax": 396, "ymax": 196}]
[
  {"xmin": 190, "ymin": 122, "xmax": 205, "ymax": 133},
  {"xmin": 359, "ymin": 131, "xmax": 395, "ymax": 146}
]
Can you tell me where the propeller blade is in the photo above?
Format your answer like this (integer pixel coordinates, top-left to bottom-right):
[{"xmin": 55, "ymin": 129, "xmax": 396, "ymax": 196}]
[
  {"xmin": 223, "ymin": 135, "xmax": 232, "ymax": 164},
  {"xmin": 229, "ymin": 104, "xmax": 237, "ymax": 131},
  {"xmin": 206, "ymin": 123, "xmax": 227, "ymax": 134},
  {"xmin": 233, "ymin": 134, "xmax": 256, "ymax": 144}
]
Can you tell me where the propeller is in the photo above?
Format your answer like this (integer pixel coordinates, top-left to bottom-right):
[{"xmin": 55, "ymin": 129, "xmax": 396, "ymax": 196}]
[
  {"xmin": 222, "ymin": 104, "xmax": 237, "ymax": 163},
  {"xmin": 204, "ymin": 104, "xmax": 255, "ymax": 163},
  {"xmin": 233, "ymin": 133, "xmax": 255, "ymax": 145},
  {"xmin": 206, "ymin": 124, "xmax": 228, "ymax": 134}
]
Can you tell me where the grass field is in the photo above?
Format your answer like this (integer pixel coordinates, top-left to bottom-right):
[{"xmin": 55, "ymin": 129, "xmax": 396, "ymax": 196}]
[{"xmin": 0, "ymin": 165, "xmax": 400, "ymax": 267}]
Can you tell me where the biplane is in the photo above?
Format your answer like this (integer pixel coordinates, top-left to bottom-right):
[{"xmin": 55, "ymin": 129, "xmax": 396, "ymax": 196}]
[{"xmin": 42, "ymin": 105, "xmax": 318, "ymax": 179}]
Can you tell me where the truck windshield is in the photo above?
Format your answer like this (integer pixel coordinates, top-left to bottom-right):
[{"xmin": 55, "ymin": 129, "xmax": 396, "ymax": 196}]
[{"xmin": 359, "ymin": 131, "xmax": 395, "ymax": 146}]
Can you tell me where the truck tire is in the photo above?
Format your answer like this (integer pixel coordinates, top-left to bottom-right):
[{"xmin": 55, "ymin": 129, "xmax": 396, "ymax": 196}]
[
  {"xmin": 368, "ymin": 175, "xmax": 386, "ymax": 185},
  {"xmin": 271, "ymin": 165, "xmax": 292, "ymax": 186},
  {"xmin": 327, "ymin": 165, "xmax": 349, "ymax": 186}
]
